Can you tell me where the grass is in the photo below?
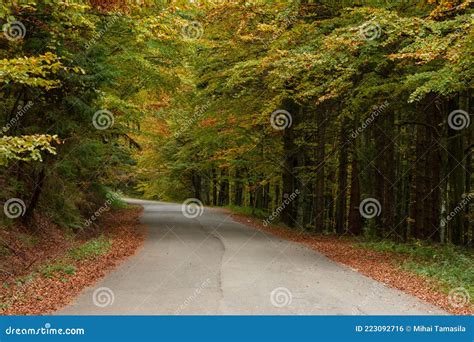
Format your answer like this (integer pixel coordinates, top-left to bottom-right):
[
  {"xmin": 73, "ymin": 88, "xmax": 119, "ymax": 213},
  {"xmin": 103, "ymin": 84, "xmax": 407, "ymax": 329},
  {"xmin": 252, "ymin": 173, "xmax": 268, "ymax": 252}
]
[
  {"xmin": 18, "ymin": 233, "xmax": 39, "ymax": 247},
  {"xmin": 68, "ymin": 235, "xmax": 111, "ymax": 261},
  {"xmin": 40, "ymin": 263, "xmax": 76, "ymax": 279},
  {"xmin": 358, "ymin": 240, "xmax": 474, "ymax": 298},
  {"xmin": 14, "ymin": 273, "xmax": 35, "ymax": 286},
  {"xmin": 0, "ymin": 245, "xmax": 11, "ymax": 256},
  {"xmin": 36, "ymin": 236, "xmax": 111, "ymax": 280}
]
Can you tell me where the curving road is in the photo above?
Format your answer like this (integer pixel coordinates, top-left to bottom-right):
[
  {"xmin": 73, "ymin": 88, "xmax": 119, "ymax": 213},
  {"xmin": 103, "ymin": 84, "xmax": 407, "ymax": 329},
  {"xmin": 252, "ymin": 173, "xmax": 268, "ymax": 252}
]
[{"xmin": 58, "ymin": 199, "xmax": 445, "ymax": 315}]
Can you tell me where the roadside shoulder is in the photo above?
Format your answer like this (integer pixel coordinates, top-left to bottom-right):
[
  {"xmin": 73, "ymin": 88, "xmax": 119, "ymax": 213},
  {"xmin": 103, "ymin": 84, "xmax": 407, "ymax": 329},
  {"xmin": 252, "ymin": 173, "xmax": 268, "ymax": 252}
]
[{"xmin": 228, "ymin": 210, "xmax": 472, "ymax": 315}]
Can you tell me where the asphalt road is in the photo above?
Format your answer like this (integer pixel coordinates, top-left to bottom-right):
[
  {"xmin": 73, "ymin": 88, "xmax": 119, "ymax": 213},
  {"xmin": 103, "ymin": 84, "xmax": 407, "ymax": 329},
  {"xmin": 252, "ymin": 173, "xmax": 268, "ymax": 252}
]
[{"xmin": 58, "ymin": 199, "xmax": 445, "ymax": 315}]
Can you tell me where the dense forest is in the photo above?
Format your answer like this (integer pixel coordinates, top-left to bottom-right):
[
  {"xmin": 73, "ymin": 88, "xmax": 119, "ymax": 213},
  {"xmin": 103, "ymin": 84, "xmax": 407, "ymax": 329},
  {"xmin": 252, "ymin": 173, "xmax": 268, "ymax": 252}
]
[
  {"xmin": 1, "ymin": 0, "xmax": 473, "ymax": 250},
  {"xmin": 136, "ymin": 0, "xmax": 473, "ymax": 246}
]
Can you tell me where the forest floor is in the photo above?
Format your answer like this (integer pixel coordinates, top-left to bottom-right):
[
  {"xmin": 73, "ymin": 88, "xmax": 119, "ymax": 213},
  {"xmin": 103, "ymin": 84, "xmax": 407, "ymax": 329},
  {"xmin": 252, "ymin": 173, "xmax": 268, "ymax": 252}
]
[
  {"xmin": 0, "ymin": 206, "xmax": 145, "ymax": 315},
  {"xmin": 229, "ymin": 209, "xmax": 473, "ymax": 315}
]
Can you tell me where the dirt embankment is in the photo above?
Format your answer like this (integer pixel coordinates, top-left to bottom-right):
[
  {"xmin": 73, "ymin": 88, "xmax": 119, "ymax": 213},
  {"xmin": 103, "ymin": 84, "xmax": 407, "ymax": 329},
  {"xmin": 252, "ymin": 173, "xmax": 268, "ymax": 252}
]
[{"xmin": 0, "ymin": 207, "xmax": 145, "ymax": 315}]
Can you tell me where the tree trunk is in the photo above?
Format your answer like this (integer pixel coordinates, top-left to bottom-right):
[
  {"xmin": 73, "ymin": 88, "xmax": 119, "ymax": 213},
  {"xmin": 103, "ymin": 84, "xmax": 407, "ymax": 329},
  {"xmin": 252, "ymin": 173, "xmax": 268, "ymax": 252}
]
[
  {"xmin": 447, "ymin": 97, "xmax": 466, "ymax": 245},
  {"xmin": 348, "ymin": 142, "xmax": 362, "ymax": 235},
  {"xmin": 281, "ymin": 99, "xmax": 299, "ymax": 227},
  {"xmin": 191, "ymin": 172, "xmax": 201, "ymax": 200},
  {"xmin": 234, "ymin": 170, "xmax": 243, "ymax": 206},
  {"xmin": 335, "ymin": 119, "xmax": 348, "ymax": 235},
  {"xmin": 218, "ymin": 168, "xmax": 229, "ymax": 206},
  {"xmin": 22, "ymin": 167, "xmax": 46, "ymax": 225},
  {"xmin": 212, "ymin": 168, "xmax": 218, "ymax": 206},
  {"xmin": 314, "ymin": 109, "xmax": 326, "ymax": 233}
]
